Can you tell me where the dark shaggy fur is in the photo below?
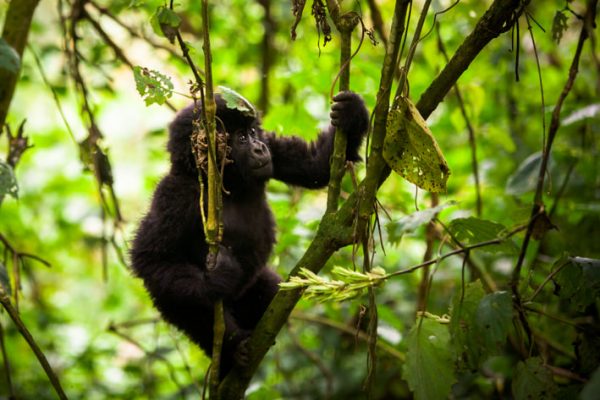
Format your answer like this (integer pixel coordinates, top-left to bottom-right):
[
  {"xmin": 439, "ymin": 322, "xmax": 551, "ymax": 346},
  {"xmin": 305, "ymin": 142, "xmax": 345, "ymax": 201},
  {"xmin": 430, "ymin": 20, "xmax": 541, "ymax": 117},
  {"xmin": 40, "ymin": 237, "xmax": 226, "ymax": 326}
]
[{"xmin": 130, "ymin": 91, "xmax": 369, "ymax": 375}]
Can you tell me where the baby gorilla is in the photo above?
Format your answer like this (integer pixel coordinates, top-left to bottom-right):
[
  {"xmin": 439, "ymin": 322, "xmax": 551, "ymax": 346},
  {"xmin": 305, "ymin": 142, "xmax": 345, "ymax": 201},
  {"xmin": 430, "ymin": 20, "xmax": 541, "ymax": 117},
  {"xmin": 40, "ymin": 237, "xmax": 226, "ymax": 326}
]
[{"xmin": 131, "ymin": 91, "xmax": 369, "ymax": 376}]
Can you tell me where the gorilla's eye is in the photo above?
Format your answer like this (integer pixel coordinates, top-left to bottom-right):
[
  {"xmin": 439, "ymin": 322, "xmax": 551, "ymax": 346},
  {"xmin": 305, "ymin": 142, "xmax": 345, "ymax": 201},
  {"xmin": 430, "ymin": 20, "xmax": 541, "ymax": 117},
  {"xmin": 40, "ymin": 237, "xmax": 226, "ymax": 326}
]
[
  {"xmin": 249, "ymin": 128, "xmax": 257, "ymax": 136},
  {"xmin": 238, "ymin": 133, "xmax": 248, "ymax": 144}
]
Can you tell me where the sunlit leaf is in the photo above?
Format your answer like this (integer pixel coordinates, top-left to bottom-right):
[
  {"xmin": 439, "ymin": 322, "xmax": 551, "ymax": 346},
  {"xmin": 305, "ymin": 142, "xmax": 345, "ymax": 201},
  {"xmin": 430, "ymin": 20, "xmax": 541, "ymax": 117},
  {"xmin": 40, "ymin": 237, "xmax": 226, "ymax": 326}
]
[
  {"xmin": 218, "ymin": 86, "xmax": 257, "ymax": 118},
  {"xmin": 512, "ymin": 357, "xmax": 558, "ymax": 400},
  {"xmin": 0, "ymin": 161, "xmax": 19, "ymax": 199},
  {"xmin": 386, "ymin": 202, "xmax": 455, "ymax": 244},
  {"xmin": 562, "ymin": 103, "xmax": 600, "ymax": 125},
  {"xmin": 402, "ymin": 318, "xmax": 455, "ymax": 400},
  {"xmin": 448, "ymin": 217, "xmax": 518, "ymax": 254},
  {"xmin": 0, "ymin": 38, "xmax": 20, "ymax": 74},
  {"xmin": 383, "ymin": 96, "xmax": 450, "ymax": 192},
  {"xmin": 133, "ymin": 66, "xmax": 173, "ymax": 106}
]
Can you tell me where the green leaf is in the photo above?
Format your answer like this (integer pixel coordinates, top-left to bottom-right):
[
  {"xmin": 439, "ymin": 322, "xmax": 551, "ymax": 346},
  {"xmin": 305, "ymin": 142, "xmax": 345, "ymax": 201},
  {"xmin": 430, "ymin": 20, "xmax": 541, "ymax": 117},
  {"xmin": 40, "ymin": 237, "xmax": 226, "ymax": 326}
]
[
  {"xmin": 581, "ymin": 366, "xmax": 600, "ymax": 400},
  {"xmin": 402, "ymin": 318, "xmax": 455, "ymax": 400},
  {"xmin": 218, "ymin": 86, "xmax": 257, "ymax": 118},
  {"xmin": 474, "ymin": 291, "xmax": 513, "ymax": 352},
  {"xmin": 448, "ymin": 217, "xmax": 518, "ymax": 254},
  {"xmin": 506, "ymin": 152, "xmax": 544, "ymax": 196},
  {"xmin": 0, "ymin": 161, "xmax": 19, "ymax": 199},
  {"xmin": 383, "ymin": 96, "xmax": 450, "ymax": 193},
  {"xmin": 554, "ymin": 256, "xmax": 600, "ymax": 311},
  {"xmin": 0, "ymin": 261, "xmax": 11, "ymax": 295},
  {"xmin": 449, "ymin": 280, "xmax": 485, "ymax": 370},
  {"xmin": 150, "ymin": 6, "xmax": 181, "ymax": 43},
  {"xmin": 386, "ymin": 202, "xmax": 455, "ymax": 245},
  {"xmin": 0, "ymin": 38, "xmax": 20, "ymax": 74},
  {"xmin": 132, "ymin": 66, "xmax": 173, "ymax": 106},
  {"xmin": 512, "ymin": 357, "xmax": 558, "ymax": 400}
]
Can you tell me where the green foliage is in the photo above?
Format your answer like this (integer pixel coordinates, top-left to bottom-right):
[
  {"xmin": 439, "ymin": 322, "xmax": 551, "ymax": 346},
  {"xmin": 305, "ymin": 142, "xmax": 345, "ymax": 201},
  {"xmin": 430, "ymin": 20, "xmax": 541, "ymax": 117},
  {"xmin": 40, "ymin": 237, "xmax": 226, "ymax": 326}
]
[
  {"xmin": 402, "ymin": 318, "xmax": 455, "ymax": 400},
  {"xmin": 133, "ymin": 66, "xmax": 174, "ymax": 106},
  {"xmin": 384, "ymin": 96, "xmax": 450, "ymax": 193},
  {"xmin": 0, "ymin": 160, "xmax": 18, "ymax": 199},
  {"xmin": 1, "ymin": 0, "xmax": 599, "ymax": 398},
  {"xmin": 0, "ymin": 38, "xmax": 20, "ymax": 74}
]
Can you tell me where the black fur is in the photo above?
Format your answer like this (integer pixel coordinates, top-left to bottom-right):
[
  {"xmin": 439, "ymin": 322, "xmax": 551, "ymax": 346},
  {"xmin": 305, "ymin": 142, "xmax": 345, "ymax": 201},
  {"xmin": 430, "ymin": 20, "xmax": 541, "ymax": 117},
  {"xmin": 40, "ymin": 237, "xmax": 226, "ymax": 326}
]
[{"xmin": 130, "ymin": 91, "xmax": 369, "ymax": 375}]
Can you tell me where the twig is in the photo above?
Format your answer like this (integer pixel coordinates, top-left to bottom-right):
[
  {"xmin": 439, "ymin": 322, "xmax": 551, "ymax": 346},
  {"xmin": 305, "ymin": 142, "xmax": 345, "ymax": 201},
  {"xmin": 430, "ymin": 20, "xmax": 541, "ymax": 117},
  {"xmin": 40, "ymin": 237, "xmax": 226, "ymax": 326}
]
[{"xmin": 0, "ymin": 289, "xmax": 68, "ymax": 399}]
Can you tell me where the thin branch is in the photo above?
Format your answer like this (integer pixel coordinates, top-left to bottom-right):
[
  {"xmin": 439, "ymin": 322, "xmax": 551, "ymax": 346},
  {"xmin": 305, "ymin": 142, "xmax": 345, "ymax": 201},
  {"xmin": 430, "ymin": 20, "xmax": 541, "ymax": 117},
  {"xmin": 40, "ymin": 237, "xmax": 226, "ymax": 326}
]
[{"xmin": 0, "ymin": 290, "xmax": 67, "ymax": 399}]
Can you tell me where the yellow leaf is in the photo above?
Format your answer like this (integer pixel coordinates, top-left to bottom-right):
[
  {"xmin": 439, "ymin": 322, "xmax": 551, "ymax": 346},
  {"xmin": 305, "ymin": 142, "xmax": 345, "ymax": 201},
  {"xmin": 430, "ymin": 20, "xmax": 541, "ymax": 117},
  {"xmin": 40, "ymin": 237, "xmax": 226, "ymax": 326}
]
[{"xmin": 383, "ymin": 97, "xmax": 450, "ymax": 192}]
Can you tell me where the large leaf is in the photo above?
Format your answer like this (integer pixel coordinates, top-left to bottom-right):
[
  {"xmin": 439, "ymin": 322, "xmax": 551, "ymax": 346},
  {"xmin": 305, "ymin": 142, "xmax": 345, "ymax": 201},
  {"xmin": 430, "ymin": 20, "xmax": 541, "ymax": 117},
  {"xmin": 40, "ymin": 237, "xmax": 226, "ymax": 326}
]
[
  {"xmin": 474, "ymin": 291, "xmax": 513, "ymax": 351},
  {"xmin": 386, "ymin": 202, "xmax": 455, "ymax": 245},
  {"xmin": 512, "ymin": 357, "xmax": 558, "ymax": 400},
  {"xmin": 449, "ymin": 280, "xmax": 485, "ymax": 370},
  {"xmin": 402, "ymin": 318, "xmax": 455, "ymax": 400},
  {"xmin": 553, "ymin": 256, "xmax": 600, "ymax": 311},
  {"xmin": 0, "ymin": 161, "xmax": 19, "ymax": 199},
  {"xmin": 0, "ymin": 38, "xmax": 20, "ymax": 74},
  {"xmin": 383, "ymin": 96, "xmax": 450, "ymax": 192},
  {"xmin": 448, "ymin": 217, "xmax": 518, "ymax": 254}
]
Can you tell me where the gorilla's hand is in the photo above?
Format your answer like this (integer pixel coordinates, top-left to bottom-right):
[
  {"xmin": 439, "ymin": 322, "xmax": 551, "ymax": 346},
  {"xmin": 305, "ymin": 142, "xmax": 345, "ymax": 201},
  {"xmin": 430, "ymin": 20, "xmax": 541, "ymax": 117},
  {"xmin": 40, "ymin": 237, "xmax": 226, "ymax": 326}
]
[{"xmin": 330, "ymin": 91, "xmax": 369, "ymax": 162}]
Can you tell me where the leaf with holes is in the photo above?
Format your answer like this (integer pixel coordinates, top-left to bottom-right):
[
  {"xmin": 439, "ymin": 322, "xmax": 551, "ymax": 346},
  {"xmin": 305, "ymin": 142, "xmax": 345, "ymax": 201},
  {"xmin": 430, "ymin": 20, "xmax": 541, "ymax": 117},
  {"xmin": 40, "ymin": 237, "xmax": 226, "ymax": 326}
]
[
  {"xmin": 383, "ymin": 96, "xmax": 450, "ymax": 192},
  {"xmin": 402, "ymin": 318, "xmax": 455, "ymax": 400},
  {"xmin": 133, "ymin": 66, "xmax": 173, "ymax": 106}
]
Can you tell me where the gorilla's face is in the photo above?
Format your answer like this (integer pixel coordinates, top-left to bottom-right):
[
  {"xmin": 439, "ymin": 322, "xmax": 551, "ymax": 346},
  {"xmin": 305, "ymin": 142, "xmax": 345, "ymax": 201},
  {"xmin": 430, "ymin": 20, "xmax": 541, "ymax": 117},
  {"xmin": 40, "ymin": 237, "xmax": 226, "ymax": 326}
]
[{"xmin": 229, "ymin": 126, "xmax": 273, "ymax": 182}]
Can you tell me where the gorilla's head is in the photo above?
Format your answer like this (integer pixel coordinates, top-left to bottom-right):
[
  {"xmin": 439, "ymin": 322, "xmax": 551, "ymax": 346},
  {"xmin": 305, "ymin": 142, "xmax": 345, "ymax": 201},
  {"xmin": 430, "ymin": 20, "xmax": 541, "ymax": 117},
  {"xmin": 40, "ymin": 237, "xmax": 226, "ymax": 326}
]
[{"xmin": 167, "ymin": 95, "xmax": 273, "ymax": 190}]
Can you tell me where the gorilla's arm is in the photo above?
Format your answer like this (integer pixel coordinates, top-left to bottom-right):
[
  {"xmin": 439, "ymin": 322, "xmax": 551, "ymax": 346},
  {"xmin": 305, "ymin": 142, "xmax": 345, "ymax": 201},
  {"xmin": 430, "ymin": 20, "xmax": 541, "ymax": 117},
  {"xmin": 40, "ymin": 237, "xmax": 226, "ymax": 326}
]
[{"xmin": 264, "ymin": 91, "xmax": 369, "ymax": 189}]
